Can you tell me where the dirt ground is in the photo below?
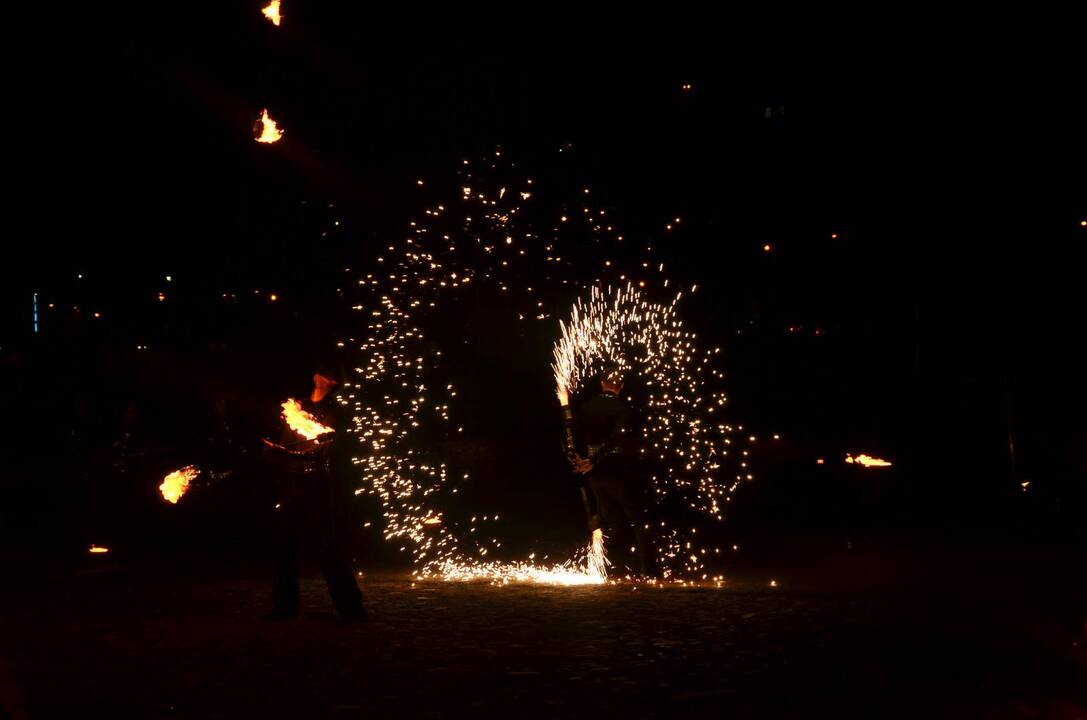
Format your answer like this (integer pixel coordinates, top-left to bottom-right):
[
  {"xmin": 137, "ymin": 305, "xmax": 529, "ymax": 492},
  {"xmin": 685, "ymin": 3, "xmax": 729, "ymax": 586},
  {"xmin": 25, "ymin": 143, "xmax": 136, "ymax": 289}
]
[{"xmin": 2, "ymin": 547, "xmax": 1085, "ymax": 719}]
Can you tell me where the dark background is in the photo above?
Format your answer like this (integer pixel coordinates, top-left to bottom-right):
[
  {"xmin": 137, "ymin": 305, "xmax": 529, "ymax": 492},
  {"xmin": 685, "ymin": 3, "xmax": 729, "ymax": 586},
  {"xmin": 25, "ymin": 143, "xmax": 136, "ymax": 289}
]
[{"xmin": 2, "ymin": 8, "xmax": 1084, "ymax": 566}]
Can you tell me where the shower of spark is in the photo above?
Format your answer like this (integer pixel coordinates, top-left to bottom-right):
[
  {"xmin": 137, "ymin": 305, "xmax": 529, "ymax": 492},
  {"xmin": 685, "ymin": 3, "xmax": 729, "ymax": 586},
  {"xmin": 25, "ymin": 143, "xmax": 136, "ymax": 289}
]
[
  {"xmin": 261, "ymin": 0, "xmax": 282, "ymax": 26},
  {"xmin": 281, "ymin": 399, "xmax": 332, "ymax": 440},
  {"xmin": 254, "ymin": 109, "xmax": 283, "ymax": 144},
  {"xmin": 551, "ymin": 283, "xmax": 743, "ymax": 577},
  {"xmin": 428, "ymin": 529, "xmax": 608, "ymax": 586},
  {"xmin": 159, "ymin": 465, "xmax": 199, "ymax": 504},
  {"xmin": 334, "ymin": 150, "xmax": 749, "ymax": 583},
  {"xmin": 588, "ymin": 528, "xmax": 609, "ymax": 580}
]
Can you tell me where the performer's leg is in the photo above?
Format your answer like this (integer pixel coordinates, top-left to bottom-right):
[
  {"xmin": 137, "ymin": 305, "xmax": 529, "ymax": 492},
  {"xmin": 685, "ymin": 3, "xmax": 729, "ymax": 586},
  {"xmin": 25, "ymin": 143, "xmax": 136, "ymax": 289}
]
[
  {"xmin": 614, "ymin": 478, "xmax": 655, "ymax": 576},
  {"xmin": 270, "ymin": 510, "xmax": 301, "ymax": 618},
  {"xmin": 586, "ymin": 475, "xmax": 623, "ymax": 536},
  {"xmin": 319, "ymin": 540, "xmax": 366, "ymax": 621}
]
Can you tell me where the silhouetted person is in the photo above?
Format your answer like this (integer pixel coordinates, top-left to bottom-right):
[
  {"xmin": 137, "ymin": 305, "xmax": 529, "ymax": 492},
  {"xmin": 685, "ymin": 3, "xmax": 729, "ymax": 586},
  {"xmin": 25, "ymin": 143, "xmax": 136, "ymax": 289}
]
[
  {"xmin": 564, "ymin": 367, "xmax": 655, "ymax": 576},
  {"xmin": 264, "ymin": 364, "xmax": 366, "ymax": 622}
]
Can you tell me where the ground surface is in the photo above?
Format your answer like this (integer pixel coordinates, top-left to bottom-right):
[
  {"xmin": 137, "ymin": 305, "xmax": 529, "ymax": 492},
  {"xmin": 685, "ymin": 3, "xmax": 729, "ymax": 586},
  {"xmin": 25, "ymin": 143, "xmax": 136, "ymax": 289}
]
[{"xmin": 2, "ymin": 546, "xmax": 1085, "ymax": 719}]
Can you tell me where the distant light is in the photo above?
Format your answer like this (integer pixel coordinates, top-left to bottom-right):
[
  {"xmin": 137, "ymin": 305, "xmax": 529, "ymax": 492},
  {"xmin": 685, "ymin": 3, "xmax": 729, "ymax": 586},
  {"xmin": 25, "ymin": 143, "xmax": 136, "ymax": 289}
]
[
  {"xmin": 165, "ymin": 275, "xmax": 172, "ymax": 282},
  {"xmin": 769, "ymin": 579, "xmax": 778, "ymax": 587},
  {"xmin": 416, "ymin": 179, "xmax": 424, "ymax": 186},
  {"xmin": 831, "ymin": 233, "xmax": 838, "ymax": 239},
  {"xmin": 763, "ymin": 244, "xmax": 772, "ymax": 252},
  {"xmin": 269, "ymin": 294, "xmax": 278, "ymax": 302},
  {"xmin": 89, "ymin": 545, "xmax": 109, "ymax": 554},
  {"xmin": 93, "ymin": 312, "xmax": 101, "ymax": 318},
  {"xmin": 816, "ymin": 458, "xmax": 825, "ymax": 464},
  {"xmin": 1081, "ymin": 220, "xmax": 1086, "ymax": 227},
  {"xmin": 157, "ymin": 293, "xmax": 166, "ymax": 302}
]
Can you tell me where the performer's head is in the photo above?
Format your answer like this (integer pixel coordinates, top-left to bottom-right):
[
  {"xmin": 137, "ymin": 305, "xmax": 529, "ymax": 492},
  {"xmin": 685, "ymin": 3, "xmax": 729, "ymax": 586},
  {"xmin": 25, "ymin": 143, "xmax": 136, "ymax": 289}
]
[{"xmin": 601, "ymin": 365, "xmax": 624, "ymax": 396}]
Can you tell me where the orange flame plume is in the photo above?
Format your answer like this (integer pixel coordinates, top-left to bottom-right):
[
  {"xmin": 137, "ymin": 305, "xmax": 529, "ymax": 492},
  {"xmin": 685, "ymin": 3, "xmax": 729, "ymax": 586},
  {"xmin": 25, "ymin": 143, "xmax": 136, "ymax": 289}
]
[
  {"xmin": 254, "ymin": 109, "xmax": 283, "ymax": 144},
  {"xmin": 845, "ymin": 453, "xmax": 892, "ymax": 468},
  {"xmin": 261, "ymin": 0, "xmax": 282, "ymax": 26},
  {"xmin": 281, "ymin": 399, "xmax": 333, "ymax": 440},
  {"xmin": 160, "ymin": 465, "xmax": 199, "ymax": 504}
]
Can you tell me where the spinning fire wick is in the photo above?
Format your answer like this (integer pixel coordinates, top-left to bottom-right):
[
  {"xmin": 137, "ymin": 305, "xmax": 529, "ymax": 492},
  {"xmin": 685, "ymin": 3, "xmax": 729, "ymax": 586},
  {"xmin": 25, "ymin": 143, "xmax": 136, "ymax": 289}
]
[{"xmin": 160, "ymin": 465, "xmax": 199, "ymax": 504}]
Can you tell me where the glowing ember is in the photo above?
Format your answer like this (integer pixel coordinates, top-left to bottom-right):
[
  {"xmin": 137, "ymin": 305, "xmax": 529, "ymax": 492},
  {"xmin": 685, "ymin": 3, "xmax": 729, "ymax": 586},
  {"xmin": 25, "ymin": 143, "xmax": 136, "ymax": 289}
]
[
  {"xmin": 160, "ymin": 465, "xmax": 199, "ymax": 504},
  {"xmin": 845, "ymin": 453, "xmax": 892, "ymax": 467},
  {"xmin": 281, "ymin": 399, "xmax": 333, "ymax": 440},
  {"xmin": 261, "ymin": 0, "xmax": 282, "ymax": 26},
  {"xmin": 254, "ymin": 109, "xmax": 283, "ymax": 144},
  {"xmin": 88, "ymin": 545, "xmax": 109, "ymax": 554}
]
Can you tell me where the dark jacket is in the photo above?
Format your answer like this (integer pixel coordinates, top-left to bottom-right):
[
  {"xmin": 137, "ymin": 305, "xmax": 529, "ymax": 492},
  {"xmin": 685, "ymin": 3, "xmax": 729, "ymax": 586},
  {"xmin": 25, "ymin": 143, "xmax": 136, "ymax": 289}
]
[{"xmin": 576, "ymin": 392, "xmax": 637, "ymax": 470}]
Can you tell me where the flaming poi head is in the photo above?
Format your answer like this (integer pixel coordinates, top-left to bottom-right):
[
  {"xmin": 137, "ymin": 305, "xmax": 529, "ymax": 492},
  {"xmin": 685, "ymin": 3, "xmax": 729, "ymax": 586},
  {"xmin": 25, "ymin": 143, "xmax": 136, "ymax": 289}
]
[
  {"xmin": 846, "ymin": 453, "xmax": 892, "ymax": 467},
  {"xmin": 254, "ymin": 109, "xmax": 283, "ymax": 144},
  {"xmin": 281, "ymin": 399, "xmax": 333, "ymax": 440},
  {"xmin": 261, "ymin": 0, "xmax": 282, "ymax": 26},
  {"xmin": 160, "ymin": 465, "xmax": 199, "ymax": 504}
]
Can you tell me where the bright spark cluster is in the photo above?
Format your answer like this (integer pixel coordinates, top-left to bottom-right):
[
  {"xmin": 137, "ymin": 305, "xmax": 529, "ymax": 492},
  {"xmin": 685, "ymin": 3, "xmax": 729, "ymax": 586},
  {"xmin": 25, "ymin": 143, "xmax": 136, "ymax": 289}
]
[
  {"xmin": 334, "ymin": 150, "xmax": 749, "ymax": 583},
  {"xmin": 553, "ymin": 284, "xmax": 750, "ymax": 578}
]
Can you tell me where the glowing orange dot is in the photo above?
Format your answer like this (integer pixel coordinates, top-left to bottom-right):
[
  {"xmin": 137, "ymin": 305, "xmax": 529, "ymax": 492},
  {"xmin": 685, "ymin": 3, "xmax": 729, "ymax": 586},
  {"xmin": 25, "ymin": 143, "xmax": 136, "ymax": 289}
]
[
  {"xmin": 763, "ymin": 244, "xmax": 771, "ymax": 252},
  {"xmin": 269, "ymin": 294, "xmax": 278, "ymax": 301},
  {"xmin": 831, "ymin": 233, "xmax": 838, "ymax": 239},
  {"xmin": 1081, "ymin": 220, "xmax": 1086, "ymax": 227},
  {"xmin": 816, "ymin": 458, "xmax": 825, "ymax": 465}
]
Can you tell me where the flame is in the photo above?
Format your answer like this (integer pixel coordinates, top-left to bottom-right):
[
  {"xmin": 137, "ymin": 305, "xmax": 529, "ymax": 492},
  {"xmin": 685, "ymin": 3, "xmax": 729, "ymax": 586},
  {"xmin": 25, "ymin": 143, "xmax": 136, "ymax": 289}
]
[
  {"xmin": 254, "ymin": 109, "xmax": 283, "ymax": 144},
  {"xmin": 160, "ymin": 465, "xmax": 199, "ymax": 504},
  {"xmin": 422, "ymin": 517, "xmax": 442, "ymax": 526},
  {"xmin": 281, "ymin": 398, "xmax": 333, "ymax": 440},
  {"xmin": 89, "ymin": 545, "xmax": 109, "ymax": 554},
  {"xmin": 261, "ymin": 0, "xmax": 282, "ymax": 26},
  {"xmin": 845, "ymin": 453, "xmax": 892, "ymax": 467}
]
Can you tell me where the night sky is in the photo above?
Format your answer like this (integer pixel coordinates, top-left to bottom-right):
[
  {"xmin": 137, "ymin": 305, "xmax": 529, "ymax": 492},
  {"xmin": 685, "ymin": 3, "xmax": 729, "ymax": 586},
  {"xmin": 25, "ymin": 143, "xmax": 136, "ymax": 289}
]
[{"xmin": 4, "ymin": 9, "xmax": 1085, "ymax": 531}]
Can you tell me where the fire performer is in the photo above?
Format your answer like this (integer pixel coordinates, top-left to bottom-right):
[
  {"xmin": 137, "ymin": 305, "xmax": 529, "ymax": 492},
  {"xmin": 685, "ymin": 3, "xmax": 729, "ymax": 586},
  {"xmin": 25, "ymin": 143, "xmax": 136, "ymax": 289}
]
[
  {"xmin": 262, "ymin": 363, "xmax": 367, "ymax": 622},
  {"xmin": 561, "ymin": 366, "xmax": 655, "ymax": 576}
]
